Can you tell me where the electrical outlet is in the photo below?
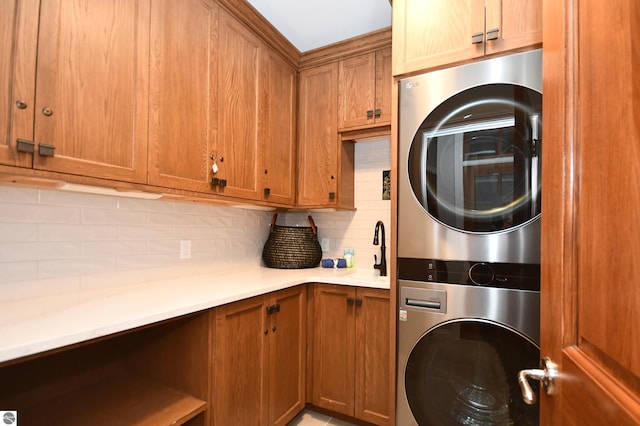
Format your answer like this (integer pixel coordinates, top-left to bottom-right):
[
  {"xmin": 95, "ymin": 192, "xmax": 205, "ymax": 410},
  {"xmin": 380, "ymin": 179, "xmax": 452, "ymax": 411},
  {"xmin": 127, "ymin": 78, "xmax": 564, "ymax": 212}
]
[
  {"xmin": 180, "ymin": 240, "xmax": 191, "ymax": 259},
  {"xmin": 321, "ymin": 238, "xmax": 330, "ymax": 252}
]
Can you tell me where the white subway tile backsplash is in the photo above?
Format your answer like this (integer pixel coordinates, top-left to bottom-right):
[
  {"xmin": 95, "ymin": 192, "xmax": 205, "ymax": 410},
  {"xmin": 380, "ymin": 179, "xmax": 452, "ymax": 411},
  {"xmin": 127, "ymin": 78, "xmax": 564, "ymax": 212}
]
[
  {"xmin": 0, "ymin": 185, "xmax": 39, "ymax": 203},
  {"xmin": 117, "ymin": 225, "xmax": 173, "ymax": 241},
  {"xmin": 0, "ymin": 261, "xmax": 38, "ymax": 283},
  {"xmin": 0, "ymin": 203, "xmax": 81, "ymax": 223},
  {"xmin": 82, "ymin": 207, "xmax": 148, "ymax": 225},
  {"xmin": 82, "ymin": 241, "xmax": 147, "ymax": 257},
  {"xmin": 39, "ymin": 224, "xmax": 117, "ymax": 241},
  {"xmin": 117, "ymin": 253, "xmax": 179, "ymax": 271},
  {"xmin": 0, "ymin": 136, "xmax": 392, "ymax": 297},
  {"xmin": 39, "ymin": 257, "xmax": 118, "ymax": 279},
  {"xmin": 0, "ymin": 223, "xmax": 38, "ymax": 242},
  {"xmin": 0, "ymin": 242, "xmax": 81, "ymax": 262}
]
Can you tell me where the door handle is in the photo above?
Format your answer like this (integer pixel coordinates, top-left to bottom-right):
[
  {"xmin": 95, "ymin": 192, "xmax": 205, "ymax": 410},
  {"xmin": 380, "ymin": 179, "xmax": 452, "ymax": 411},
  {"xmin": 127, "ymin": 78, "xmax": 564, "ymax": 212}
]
[{"xmin": 517, "ymin": 357, "xmax": 558, "ymax": 405}]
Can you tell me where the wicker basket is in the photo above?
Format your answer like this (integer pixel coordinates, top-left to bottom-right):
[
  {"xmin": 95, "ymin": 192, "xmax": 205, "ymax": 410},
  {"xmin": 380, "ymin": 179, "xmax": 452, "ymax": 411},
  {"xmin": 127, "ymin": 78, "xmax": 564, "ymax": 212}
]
[{"xmin": 262, "ymin": 214, "xmax": 322, "ymax": 269}]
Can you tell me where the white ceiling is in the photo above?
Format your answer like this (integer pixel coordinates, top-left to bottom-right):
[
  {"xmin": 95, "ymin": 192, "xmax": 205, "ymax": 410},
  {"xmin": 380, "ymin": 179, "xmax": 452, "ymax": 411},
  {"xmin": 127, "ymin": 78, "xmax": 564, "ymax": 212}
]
[{"xmin": 246, "ymin": 0, "xmax": 392, "ymax": 52}]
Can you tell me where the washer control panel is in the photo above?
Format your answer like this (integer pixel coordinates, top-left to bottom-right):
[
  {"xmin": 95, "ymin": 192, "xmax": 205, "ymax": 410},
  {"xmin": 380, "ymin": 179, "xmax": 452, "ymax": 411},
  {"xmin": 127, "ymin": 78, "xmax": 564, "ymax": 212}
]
[{"xmin": 397, "ymin": 258, "xmax": 540, "ymax": 291}]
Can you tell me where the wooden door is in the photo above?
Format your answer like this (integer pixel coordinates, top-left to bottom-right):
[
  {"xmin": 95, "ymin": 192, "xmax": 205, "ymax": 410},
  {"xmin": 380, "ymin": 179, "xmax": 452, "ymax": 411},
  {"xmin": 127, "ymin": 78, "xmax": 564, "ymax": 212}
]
[
  {"xmin": 392, "ymin": 0, "xmax": 484, "ymax": 76},
  {"xmin": 147, "ymin": 0, "xmax": 218, "ymax": 193},
  {"xmin": 485, "ymin": 0, "xmax": 542, "ymax": 56},
  {"xmin": 297, "ymin": 63, "xmax": 339, "ymax": 207},
  {"xmin": 374, "ymin": 48, "xmax": 393, "ymax": 127},
  {"xmin": 539, "ymin": 0, "xmax": 640, "ymax": 423},
  {"xmin": 338, "ymin": 52, "xmax": 376, "ymax": 130},
  {"xmin": 32, "ymin": 0, "xmax": 149, "ymax": 183},
  {"xmin": 213, "ymin": 296, "xmax": 267, "ymax": 426},
  {"xmin": 260, "ymin": 50, "xmax": 297, "ymax": 206},
  {"xmin": 354, "ymin": 288, "xmax": 391, "ymax": 425},
  {"xmin": 0, "ymin": 0, "xmax": 38, "ymax": 168},
  {"xmin": 216, "ymin": 9, "xmax": 261, "ymax": 200},
  {"xmin": 312, "ymin": 284, "xmax": 356, "ymax": 416},
  {"xmin": 267, "ymin": 286, "xmax": 306, "ymax": 426}
]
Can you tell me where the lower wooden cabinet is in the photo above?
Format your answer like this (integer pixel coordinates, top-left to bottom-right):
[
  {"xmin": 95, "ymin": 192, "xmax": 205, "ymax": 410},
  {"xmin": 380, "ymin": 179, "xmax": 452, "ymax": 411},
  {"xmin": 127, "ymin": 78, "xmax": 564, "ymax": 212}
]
[
  {"xmin": 311, "ymin": 284, "xmax": 391, "ymax": 425},
  {"xmin": 0, "ymin": 312, "xmax": 212, "ymax": 426},
  {"xmin": 212, "ymin": 285, "xmax": 307, "ymax": 426}
]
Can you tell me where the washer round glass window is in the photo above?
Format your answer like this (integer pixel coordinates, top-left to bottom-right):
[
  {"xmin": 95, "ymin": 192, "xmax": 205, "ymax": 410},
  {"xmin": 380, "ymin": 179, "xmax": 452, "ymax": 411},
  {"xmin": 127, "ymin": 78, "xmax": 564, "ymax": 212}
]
[
  {"xmin": 405, "ymin": 320, "xmax": 540, "ymax": 425},
  {"xmin": 407, "ymin": 84, "xmax": 542, "ymax": 233}
]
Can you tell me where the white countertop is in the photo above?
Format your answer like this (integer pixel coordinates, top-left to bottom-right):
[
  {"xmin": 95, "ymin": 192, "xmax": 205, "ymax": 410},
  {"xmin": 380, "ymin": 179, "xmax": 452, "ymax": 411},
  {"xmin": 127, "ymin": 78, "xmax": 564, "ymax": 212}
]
[{"xmin": 0, "ymin": 265, "xmax": 389, "ymax": 365}]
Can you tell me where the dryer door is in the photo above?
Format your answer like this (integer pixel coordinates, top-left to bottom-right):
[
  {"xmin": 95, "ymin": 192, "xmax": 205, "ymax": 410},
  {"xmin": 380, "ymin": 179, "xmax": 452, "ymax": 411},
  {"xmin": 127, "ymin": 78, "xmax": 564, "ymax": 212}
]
[
  {"xmin": 407, "ymin": 84, "xmax": 542, "ymax": 233},
  {"xmin": 404, "ymin": 319, "xmax": 540, "ymax": 425}
]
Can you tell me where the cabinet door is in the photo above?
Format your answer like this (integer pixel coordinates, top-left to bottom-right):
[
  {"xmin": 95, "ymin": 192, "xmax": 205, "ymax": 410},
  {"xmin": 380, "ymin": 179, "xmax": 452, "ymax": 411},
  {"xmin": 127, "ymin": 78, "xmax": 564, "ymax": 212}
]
[
  {"xmin": 216, "ymin": 9, "xmax": 261, "ymax": 200},
  {"xmin": 147, "ymin": 0, "xmax": 218, "ymax": 193},
  {"xmin": 297, "ymin": 63, "xmax": 339, "ymax": 207},
  {"xmin": 338, "ymin": 52, "xmax": 376, "ymax": 130},
  {"xmin": 261, "ymin": 50, "xmax": 297, "ymax": 206},
  {"xmin": 355, "ymin": 288, "xmax": 391, "ymax": 425},
  {"xmin": 267, "ymin": 286, "xmax": 306, "ymax": 426},
  {"xmin": 312, "ymin": 284, "xmax": 356, "ymax": 416},
  {"xmin": 485, "ymin": 0, "xmax": 542, "ymax": 56},
  {"xmin": 32, "ymin": 0, "xmax": 150, "ymax": 183},
  {"xmin": 392, "ymin": 0, "xmax": 484, "ymax": 76},
  {"xmin": 213, "ymin": 296, "xmax": 267, "ymax": 426},
  {"xmin": 374, "ymin": 48, "xmax": 392, "ymax": 127},
  {"xmin": 0, "ymin": 0, "xmax": 38, "ymax": 168}
]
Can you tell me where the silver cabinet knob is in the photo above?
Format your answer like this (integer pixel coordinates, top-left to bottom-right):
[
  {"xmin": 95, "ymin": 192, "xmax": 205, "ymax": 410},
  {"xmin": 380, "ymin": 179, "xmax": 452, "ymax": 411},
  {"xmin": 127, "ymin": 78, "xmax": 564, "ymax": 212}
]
[{"xmin": 42, "ymin": 107, "xmax": 53, "ymax": 116}]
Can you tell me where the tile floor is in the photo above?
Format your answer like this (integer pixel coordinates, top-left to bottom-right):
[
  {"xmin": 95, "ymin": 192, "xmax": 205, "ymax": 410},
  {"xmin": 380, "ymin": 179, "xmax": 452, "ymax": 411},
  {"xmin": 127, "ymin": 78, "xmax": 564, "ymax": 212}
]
[{"xmin": 287, "ymin": 409, "xmax": 358, "ymax": 426}]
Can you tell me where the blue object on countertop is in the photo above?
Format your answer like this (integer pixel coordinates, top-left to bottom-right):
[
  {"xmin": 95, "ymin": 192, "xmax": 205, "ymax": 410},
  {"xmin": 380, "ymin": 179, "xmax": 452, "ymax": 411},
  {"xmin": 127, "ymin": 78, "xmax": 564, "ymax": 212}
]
[
  {"xmin": 336, "ymin": 258, "xmax": 347, "ymax": 268},
  {"xmin": 321, "ymin": 259, "xmax": 334, "ymax": 268}
]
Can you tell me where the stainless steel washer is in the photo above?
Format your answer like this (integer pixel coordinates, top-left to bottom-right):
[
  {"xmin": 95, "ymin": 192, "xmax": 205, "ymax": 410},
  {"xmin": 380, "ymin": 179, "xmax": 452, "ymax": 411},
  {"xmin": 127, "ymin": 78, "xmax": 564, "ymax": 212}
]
[{"xmin": 397, "ymin": 279, "xmax": 540, "ymax": 425}]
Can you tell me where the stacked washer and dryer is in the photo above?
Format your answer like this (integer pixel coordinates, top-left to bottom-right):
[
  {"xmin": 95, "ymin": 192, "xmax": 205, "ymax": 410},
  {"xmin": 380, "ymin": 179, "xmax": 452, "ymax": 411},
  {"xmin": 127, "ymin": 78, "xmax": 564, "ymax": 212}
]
[{"xmin": 397, "ymin": 50, "xmax": 542, "ymax": 425}]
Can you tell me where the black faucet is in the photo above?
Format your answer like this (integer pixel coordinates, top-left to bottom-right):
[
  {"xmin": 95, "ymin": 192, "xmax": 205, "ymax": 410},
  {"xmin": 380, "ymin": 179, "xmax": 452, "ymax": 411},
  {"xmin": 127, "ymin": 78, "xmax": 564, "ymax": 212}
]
[{"xmin": 373, "ymin": 221, "xmax": 387, "ymax": 277}]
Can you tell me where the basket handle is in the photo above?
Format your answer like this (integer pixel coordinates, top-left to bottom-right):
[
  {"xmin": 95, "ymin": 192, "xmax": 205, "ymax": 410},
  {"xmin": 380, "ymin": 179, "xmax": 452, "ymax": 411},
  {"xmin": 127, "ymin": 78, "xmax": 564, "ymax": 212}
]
[
  {"xmin": 269, "ymin": 213, "xmax": 278, "ymax": 233},
  {"xmin": 308, "ymin": 215, "xmax": 317, "ymax": 235}
]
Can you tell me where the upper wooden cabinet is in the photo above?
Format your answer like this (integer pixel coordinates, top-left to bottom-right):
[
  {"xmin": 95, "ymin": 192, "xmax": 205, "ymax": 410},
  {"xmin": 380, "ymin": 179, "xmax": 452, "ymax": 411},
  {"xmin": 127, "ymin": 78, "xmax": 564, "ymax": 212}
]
[
  {"xmin": 1, "ymin": 0, "xmax": 150, "ymax": 183},
  {"xmin": 213, "ymin": 286, "xmax": 306, "ymax": 426},
  {"xmin": 1, "ymin": 0, "xmax": 38, "ymax": 169},
  {"xmin": 147, "ymin": 5, "xmax": 297, "ymax": 206},
  {"xmin": 214, "ymin": 9, "xmax": 262, "ymax": 200},
  {"xmin": 147, "ymin": 0, "xmax": 219, "ymax": 193},
  {"xmin": 392, "ymin": 0, "xmax": 542, "ymax": 76},
  {"xmin": 338, "ymin": 48, "xmax": 392, "ymax": 131},
  {"xmin": 298, "ymin": 63, "xmax": 354, "ymax": 208},
  {"xmin": 213, "ymin": 9, "xmax": 297, "ymax": 205},
  {"xmin": 260, "ymin": 49, "xmax": 297, "ymax": 206},
  {"xmin": 311, "ymin": 284, "xmax": 391, "ymax": 425}
]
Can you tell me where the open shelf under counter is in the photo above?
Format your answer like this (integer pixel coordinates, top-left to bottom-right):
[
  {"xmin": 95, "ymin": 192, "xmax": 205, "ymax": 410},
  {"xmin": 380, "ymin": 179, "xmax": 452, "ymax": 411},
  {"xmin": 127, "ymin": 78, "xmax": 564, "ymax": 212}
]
[{"xmin": 19, "ymin": 374, "xmax": 207, "ymax": 426}]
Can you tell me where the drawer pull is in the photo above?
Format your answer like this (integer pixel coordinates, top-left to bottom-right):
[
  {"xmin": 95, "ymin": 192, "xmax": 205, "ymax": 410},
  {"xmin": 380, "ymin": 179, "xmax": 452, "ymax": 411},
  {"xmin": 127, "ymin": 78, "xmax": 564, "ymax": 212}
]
[{"xmin": 406, "ymin": 298, "xmax": 441, "ymax": 310}]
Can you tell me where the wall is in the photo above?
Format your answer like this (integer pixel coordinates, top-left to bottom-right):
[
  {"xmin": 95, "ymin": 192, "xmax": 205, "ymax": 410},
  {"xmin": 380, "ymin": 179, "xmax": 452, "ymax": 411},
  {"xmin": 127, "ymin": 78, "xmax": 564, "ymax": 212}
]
[
  {"xmin": 0, "ymin": 185, "xmax": 270, "ymax": 301},
  {"xmin": 0, "ymin": 137, "xmax": 391, "ymax": 300}
]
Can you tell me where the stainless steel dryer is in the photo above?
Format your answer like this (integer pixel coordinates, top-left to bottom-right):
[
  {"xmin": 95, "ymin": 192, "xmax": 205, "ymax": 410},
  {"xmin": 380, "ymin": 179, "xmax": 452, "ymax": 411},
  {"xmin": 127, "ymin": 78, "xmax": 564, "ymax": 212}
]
[{"xmin": 398, "ymin": 50, "xmax": 542, "ymax": 265}]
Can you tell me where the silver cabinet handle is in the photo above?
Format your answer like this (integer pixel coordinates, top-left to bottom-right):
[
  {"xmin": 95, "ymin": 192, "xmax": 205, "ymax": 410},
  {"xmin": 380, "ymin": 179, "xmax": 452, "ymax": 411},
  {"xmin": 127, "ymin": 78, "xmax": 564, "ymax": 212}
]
[
  {"xmin": 471, "ymin": 32, "xmax": 484, "ymax": 44},
  {"xmin": 42, "ymin": 107, "xmax": 53, "ymax": 116},
  {"xmin": 517, "ymin": 357, "xmax": 558, "ymax": 405},
  {"xmin": 486, "ymin": 28, "xmax": 500, "ymax": 41}
]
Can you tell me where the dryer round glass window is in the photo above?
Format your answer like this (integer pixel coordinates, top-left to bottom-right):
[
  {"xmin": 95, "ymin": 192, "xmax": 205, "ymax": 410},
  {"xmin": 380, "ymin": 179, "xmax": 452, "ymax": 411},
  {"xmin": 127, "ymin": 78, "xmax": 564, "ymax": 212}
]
[
  {"xmin": 407, "ymin": 84, "xmax": 542, "ymax": 233},
  {"xmin": 405, "ymin": 319, "xmax": 540, "ymax": 425}
]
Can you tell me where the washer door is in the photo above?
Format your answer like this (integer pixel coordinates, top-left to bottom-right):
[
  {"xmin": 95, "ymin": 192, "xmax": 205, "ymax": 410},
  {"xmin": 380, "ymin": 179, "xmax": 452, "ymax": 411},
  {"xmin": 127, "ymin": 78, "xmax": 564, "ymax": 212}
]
[
  {"xmin": 405, "ymin": 319, "xmax": 539, "ymax": 425},
  {"xmin": 407, "ymin": 84, "xmax": 542, "ymax": 233}
]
